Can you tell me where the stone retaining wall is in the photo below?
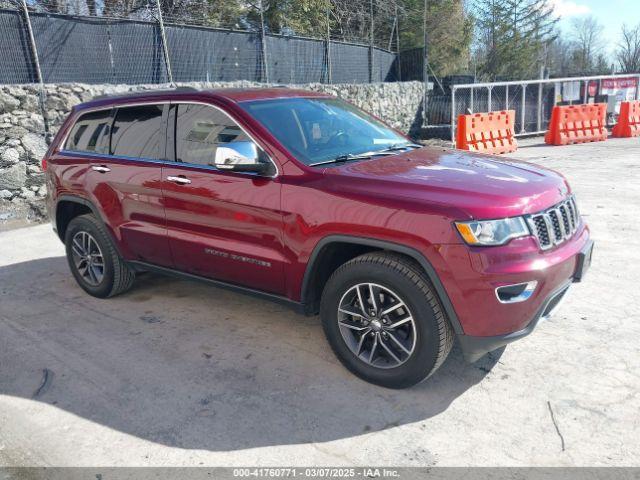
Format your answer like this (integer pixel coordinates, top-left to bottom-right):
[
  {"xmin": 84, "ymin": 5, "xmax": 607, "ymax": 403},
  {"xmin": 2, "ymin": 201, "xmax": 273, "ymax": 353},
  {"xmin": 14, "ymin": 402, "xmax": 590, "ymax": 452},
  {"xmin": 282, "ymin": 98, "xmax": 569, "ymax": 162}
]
[{"xmin": 0, "ymin": 81, "xmax": 424, "ymax": 219}]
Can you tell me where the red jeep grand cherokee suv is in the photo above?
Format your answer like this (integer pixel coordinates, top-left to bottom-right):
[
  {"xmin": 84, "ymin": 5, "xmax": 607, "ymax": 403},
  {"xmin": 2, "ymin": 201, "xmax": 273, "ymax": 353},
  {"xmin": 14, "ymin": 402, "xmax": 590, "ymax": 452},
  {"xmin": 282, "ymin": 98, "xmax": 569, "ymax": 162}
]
[{"xmin": 43, "ymin": 87, "xmax": 593, "ymax": 388}]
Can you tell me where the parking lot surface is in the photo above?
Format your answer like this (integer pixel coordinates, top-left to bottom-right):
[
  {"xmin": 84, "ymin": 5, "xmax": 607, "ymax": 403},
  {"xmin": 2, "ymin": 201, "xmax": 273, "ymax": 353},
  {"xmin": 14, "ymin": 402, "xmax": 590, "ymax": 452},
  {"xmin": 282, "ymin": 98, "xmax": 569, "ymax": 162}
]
[{"xmin": 0, "ymin": 137, "xmax": 639, "ymax": 467}]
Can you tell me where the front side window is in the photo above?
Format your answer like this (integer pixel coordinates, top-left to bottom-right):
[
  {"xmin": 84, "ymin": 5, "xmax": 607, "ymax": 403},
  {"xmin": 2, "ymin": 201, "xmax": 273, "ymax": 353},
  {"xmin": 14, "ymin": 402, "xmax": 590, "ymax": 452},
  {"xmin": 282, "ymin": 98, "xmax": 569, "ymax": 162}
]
[
  {"xmin": 239, "ymin": 98, "xmax": 409, "ymax": 165},
  {"xmin": 175, "ymin": 104, "xmax": 255, "ymax": 167},
  {"xmin": 66, "ymin": 109, "xmax": 111, "ymax": 154},
  {"xmin": 110, "ymin": 104, "xmax": 163, "ymax": 159}
]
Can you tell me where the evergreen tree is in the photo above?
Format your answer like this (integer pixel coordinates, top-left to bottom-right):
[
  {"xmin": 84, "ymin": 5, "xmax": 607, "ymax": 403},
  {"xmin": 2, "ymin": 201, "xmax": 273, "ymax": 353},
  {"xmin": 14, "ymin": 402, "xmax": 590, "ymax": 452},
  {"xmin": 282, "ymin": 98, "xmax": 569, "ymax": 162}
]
[
  {"xmin": 245, "ymin": 0, "xmax": 331, "ymax": 37},
  {"xmin": 399, "ymin": 0, "xmax": 474, "ymax": 77},
  {"xmin": 475, "ymin": 0, "xmax": 558, "ymax": 79}
]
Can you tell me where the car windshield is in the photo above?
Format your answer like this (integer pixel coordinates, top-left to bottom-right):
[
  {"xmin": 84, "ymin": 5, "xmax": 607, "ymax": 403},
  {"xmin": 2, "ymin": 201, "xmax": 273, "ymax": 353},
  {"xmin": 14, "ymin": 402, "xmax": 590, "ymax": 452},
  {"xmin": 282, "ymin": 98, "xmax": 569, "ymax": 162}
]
[{"xmin": 240, "ymin": 97, "xmax": 411, "ymax": 166}]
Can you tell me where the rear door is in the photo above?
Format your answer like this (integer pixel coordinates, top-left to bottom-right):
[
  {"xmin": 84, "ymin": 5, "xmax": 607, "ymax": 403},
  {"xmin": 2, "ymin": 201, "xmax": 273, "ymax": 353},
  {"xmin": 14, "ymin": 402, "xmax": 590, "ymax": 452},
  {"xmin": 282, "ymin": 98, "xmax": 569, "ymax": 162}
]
[
  {"xmin": 80, "ymin": 103, "xmax": 172, "ymax": 266},
  {"xmin": 161, "ymin": 102, "xmax": 286, "ymax": 294}
]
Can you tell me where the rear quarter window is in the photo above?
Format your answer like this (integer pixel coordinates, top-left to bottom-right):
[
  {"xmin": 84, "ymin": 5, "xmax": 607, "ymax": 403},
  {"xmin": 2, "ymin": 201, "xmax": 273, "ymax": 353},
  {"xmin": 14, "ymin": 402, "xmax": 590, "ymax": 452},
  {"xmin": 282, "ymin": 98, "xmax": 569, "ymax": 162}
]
[{"xmin": 65, "ymin": 109, "xmax": 112, "ymax": 154}]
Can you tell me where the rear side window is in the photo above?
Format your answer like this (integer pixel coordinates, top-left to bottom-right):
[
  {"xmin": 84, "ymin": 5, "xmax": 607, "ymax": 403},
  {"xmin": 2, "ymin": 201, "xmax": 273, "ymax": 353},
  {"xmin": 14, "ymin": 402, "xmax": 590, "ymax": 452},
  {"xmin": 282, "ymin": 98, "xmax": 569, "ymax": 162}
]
[
  {"xmin": 110, "ymin": 105, "xmax": 163, "ymax": 159},
  {"xmin": 175, "ymin": 104, "xmax": 250, "ymax": 166},
  {"xmin": 66, "ymin": 109, "xmax": 111, "ymax": 154}
]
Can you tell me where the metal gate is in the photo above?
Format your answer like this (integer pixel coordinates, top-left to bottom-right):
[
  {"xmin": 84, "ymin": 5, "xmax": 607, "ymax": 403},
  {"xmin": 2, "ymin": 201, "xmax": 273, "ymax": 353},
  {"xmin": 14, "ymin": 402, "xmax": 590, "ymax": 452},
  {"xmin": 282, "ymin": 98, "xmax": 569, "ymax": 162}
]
[{"xmin": 450, "ymin": 74, "xmax": 640, "ymax": 142}]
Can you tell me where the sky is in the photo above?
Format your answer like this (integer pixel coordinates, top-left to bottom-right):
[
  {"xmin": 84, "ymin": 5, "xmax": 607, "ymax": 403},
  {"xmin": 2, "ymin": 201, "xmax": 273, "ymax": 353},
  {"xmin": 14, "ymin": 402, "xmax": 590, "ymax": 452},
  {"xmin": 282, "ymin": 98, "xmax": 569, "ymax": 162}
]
[{"xmin": 552, "ymin": 0, "xmax": 640, "ymax": 50}]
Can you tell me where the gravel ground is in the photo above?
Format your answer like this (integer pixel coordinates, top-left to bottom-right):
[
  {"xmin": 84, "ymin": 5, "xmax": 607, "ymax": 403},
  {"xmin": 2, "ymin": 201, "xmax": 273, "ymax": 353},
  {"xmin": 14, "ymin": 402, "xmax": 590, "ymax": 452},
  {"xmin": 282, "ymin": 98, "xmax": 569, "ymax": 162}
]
[{"xmin": 0, "ymin": 137, "xmax": 639, "ymax": 467}]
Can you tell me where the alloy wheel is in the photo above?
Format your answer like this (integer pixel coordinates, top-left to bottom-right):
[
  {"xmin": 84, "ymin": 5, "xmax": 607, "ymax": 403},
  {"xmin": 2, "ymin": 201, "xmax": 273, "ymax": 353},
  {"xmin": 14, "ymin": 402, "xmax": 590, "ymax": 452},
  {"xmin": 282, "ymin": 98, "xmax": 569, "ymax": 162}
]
[
  {"xmin": 70, "ymin": 231, "xmax": 105, "ymax": 286},
  {"xmin": 337, "ymin": 283, "xmax": 417, "ymax": 369}
]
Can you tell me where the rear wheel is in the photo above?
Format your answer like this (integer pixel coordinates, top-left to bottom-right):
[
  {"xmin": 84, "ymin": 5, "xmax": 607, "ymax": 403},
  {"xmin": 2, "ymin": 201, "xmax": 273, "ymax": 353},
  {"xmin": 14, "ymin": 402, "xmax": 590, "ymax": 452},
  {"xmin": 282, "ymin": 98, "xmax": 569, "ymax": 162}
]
[
  {"xmin": 65, "ymin": 214, "xmax": 135, "ymax": 298},
  {"xmin": 320, "ymin": 252, "xmax": 453, "ymax": 389}
]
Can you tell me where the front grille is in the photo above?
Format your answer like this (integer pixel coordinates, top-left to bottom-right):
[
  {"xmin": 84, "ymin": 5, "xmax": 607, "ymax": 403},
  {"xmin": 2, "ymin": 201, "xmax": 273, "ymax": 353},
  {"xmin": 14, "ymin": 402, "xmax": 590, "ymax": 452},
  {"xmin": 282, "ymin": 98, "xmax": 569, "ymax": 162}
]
[{"xmin": 526, "ymin": 196, "xmax": 580, "ymax": 250}]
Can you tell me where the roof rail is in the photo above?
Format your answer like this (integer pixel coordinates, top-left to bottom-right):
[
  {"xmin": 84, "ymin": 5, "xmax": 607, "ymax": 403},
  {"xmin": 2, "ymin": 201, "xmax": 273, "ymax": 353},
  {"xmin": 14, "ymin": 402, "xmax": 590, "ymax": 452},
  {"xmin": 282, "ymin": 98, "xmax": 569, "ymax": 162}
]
[{"xmin": 92, "ymin": 86, "xmax": 200, "ymax": 101}]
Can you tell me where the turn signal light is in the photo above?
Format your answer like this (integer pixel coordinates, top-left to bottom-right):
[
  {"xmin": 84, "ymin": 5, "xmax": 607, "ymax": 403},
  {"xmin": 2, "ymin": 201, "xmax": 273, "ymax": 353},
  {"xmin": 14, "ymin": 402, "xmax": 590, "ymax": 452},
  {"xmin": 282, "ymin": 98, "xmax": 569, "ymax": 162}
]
[{"xmin": 455, "ymin": 223, "xmax": 477, "ymax": 244}]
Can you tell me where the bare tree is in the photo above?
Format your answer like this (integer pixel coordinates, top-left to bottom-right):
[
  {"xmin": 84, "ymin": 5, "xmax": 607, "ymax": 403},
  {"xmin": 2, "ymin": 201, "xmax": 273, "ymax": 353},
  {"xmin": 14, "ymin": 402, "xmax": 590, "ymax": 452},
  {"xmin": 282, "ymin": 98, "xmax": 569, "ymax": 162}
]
[
  {"xmin": 547, "ymin": 36, "xmax": 573, "ymax": 76},
  {"xmin": 569, "ymin": 15, "xmax": 604, "ymax": 73},
  {"xmin": 617, "ymin": 23, "xmax": 640, "ymax": 73},
  {"xmin": 329, "ymin": 0, "xmax": 401, "ymax": 46}
]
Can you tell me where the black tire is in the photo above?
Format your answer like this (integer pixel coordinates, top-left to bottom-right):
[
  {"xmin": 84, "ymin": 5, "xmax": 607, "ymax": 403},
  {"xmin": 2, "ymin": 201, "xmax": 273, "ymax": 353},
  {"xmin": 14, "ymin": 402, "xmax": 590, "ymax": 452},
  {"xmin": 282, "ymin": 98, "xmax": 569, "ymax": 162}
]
[
  {"xmin": 320, "ymin": 252, "xmax": 453, "ymax": 389},
  {"xmin": 64, "ymin": 214, "xmax": 135, "ymax": 298}
]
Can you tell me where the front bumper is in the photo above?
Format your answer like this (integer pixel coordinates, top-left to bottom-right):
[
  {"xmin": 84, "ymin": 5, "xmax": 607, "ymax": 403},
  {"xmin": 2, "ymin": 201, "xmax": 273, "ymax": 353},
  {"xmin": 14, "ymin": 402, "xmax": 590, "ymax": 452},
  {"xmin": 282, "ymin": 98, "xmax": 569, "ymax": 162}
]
[
  {"xmin": 458, "ymin": 279, "xmax": 571, "ymax": 362},
  {"xmin": 457, "ymin": 238, "xmax": 594, "ymax": 362}
]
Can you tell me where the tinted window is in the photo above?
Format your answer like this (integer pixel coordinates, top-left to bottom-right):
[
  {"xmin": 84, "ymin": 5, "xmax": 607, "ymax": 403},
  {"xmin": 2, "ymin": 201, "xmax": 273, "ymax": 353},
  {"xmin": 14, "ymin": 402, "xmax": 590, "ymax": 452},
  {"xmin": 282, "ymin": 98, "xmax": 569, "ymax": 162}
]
[
  {"xmin": 175, "ymin": 104, "xmax": 250, "ymax": 166},
  {"xmin": 111, "ymin": 105, "xmax": 163, "ymax": 159},
  {"xmin": 66, "ymin": 109, "xmax": 111, "ymax": 154}
]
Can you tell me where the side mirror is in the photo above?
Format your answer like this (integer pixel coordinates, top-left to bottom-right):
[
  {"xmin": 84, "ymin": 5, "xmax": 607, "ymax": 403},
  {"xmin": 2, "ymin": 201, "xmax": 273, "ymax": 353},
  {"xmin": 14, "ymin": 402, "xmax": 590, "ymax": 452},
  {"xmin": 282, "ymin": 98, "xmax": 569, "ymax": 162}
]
[{"xmin": 215, "ymin": 141, "xmax": 270, "ymax": 174}]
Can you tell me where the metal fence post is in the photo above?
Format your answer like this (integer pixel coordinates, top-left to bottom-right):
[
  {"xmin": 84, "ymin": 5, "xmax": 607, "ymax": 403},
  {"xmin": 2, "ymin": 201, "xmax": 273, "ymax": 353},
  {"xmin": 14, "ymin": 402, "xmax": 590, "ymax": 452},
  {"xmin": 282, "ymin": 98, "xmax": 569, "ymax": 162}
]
[
  {"xmin": 259, "ymin": 0, "xmax": 269, "ymax": 83},
  {"xmin": 20, "ymin": 0, "xmax": 43, "ymax": 85},
  {"xmin": 325, "ymin": 5, "xmax": 332, "ymax": 84},
  {"xmin": 394, "ymin": 3, "xmax": 401, "ymax": 81},
  {"xmin": 20, "ymin": 0, "xmax": 51, "ymax": 142},
  {"xmin": 422, "ymin": 0, "xmax": 429, "ymax": 127},
  {"xmin": 470, "ymin": 87, "xmax": 474, "ymax": 113},
  {"xmin": 487, "ymin": 86, "xmax": 492, "ymax": 111},
  {"xmin": 537, "ymin": 82, "xmax": 543, "ymax": 132},
  {"xmin": 450, "ymin": 86, "xmax": 456, "ymax": 144},
  {"xmin": 520, "ymin": 84, "xmax": 526, "ymax": 134},
  {"xmin": 369, "ymin": 0, "xmax": 374, "ymax": 83},
  {"xmin": 107, "ymin": 23, "xmax": 116, "ymax": 83},
  {"xmin": 536, "ymin": 65, "xmax": 545, "ymax": 131},
  {"xmin": 155, "ymin": 0, "xmax": 174, "ymax": 85}
]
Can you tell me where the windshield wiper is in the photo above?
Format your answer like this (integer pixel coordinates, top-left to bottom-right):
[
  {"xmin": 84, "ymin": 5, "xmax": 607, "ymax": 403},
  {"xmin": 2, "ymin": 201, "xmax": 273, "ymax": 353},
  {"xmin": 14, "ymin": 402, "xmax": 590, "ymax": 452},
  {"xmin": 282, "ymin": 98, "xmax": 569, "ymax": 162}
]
[
  {"xmin": 309, "ymin": 151, "xmax": 392, "ymax": 167},
  {"xmin": 309, "ymin": 143, "xmax": 422, "ymax": 167},
  {"xmin": 378, "ymin": 142, "xmax": 422, "ymax": 153}
]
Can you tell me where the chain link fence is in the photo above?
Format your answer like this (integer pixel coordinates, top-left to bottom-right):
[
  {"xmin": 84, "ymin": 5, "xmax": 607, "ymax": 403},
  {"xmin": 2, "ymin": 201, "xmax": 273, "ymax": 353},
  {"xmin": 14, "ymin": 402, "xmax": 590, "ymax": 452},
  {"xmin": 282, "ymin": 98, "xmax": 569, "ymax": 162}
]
[
  {"xmin": 0, "ymin": 0, "xmax": 402, "ymax": 86},
  {"xmin": 0, "ymin": 6, "xmax": 37, "ymax": 83}
]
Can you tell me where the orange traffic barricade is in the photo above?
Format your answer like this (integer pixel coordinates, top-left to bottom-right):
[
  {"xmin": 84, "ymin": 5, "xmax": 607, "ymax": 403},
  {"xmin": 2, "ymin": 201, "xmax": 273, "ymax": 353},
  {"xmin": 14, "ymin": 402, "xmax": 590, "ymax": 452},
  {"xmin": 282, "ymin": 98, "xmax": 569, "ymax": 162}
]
[
  {"xmin": 456, "ymin": 110, "xmax": 517, "ymax": 155},
  {"xmin": 544, "ymin": 103, "xmax": 608, "ymax": 146},
  {"xmin": 612, "ymin": 101, "xmax": 640, "ymax": 138}
]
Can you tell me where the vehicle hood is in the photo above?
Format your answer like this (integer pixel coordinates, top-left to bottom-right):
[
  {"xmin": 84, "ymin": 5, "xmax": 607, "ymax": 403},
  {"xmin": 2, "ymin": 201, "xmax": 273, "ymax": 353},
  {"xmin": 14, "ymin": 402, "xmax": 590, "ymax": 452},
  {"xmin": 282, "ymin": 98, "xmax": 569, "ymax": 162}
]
[{"xmin": 323, "ymin": 146, "xmax": 571, "ymax": 219}]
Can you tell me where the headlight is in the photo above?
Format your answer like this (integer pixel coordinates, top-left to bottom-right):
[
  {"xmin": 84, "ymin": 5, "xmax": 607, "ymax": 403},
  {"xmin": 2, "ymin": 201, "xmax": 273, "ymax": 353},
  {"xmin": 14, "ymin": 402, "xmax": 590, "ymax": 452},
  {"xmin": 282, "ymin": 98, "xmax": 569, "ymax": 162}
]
[{"xmin": 455, "ymin": 217, "xmax": 530, "ymax": 246}]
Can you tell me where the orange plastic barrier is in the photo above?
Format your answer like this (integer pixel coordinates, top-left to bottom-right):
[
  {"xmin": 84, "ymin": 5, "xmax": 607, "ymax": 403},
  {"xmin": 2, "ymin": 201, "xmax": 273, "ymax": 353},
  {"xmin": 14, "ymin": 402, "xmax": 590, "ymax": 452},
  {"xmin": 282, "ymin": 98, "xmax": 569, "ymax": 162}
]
[
  {"xmin": 456, "ymin": 110, "xmax": 517, "ymax": 154},
  {"xmin": 544, "ymin": 103, "xmax": 608, "ymax": 146},
  {"xmin": 612, "ymin": 101, "xmax": 640, "ymax": 138}
]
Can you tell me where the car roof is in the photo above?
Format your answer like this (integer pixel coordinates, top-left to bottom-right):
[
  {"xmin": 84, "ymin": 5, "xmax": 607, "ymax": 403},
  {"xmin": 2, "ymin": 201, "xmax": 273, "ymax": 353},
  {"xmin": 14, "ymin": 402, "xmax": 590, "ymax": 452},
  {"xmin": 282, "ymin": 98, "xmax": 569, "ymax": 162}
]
[
  {"xmin": 77, "ymin": 86, "xmax": 334, "ymax": 111},
  {"xmin": 213, "ymin": 88, "xmax": 333, "ymax": 102}
]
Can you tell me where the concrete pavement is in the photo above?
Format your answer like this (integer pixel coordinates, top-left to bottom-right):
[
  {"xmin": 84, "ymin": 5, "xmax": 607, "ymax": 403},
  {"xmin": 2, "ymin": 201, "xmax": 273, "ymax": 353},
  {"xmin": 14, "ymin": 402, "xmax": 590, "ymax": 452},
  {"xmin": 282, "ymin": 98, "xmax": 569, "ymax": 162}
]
[{"xmin": 0, "ymin": 137, "xmax": 639, "ymax": 467}]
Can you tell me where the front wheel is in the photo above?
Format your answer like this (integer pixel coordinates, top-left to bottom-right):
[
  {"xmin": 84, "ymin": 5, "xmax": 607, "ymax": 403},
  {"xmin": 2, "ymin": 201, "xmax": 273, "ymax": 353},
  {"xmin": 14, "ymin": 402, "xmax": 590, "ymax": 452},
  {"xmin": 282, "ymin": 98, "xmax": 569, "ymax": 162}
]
[{"xmin": 320, "ymin": 252, "xmax": 453, "ymax": 389}]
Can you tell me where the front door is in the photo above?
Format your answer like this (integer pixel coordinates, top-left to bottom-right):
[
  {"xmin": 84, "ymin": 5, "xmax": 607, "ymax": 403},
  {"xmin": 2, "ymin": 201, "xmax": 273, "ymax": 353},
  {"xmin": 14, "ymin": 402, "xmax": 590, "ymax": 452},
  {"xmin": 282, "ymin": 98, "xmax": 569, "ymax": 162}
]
[{"xmin": 161, "ymin": 102, "xmax": 286, "ymax": 294}]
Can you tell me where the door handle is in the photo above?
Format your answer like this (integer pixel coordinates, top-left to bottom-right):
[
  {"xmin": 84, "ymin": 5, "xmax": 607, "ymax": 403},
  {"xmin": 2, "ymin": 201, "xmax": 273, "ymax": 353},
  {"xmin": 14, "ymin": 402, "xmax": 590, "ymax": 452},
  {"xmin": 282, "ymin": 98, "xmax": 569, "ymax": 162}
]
[
  {"xmin": 91, "ymin": 165, "xmax": 110, "ymax": 173},
  {"xmin": 167, "ymin": 175, "xmax": 192, "ymax": 185}
]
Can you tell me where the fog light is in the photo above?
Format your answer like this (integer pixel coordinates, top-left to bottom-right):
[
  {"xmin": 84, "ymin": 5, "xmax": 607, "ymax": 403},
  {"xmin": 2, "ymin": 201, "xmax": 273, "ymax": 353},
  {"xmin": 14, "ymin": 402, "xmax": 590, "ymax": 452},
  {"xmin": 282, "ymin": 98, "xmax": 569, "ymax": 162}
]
[{"xmin": 495, "ymin": 281, "xmax": 537, "ymax": 304}]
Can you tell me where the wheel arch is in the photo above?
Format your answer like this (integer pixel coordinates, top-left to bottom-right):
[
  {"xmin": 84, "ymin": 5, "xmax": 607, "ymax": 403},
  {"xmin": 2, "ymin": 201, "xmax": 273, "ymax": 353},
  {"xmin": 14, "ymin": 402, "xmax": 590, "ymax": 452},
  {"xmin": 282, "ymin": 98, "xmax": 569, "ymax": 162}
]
[
  {"xmin": 55, "ymin": 195, "xmax": 119, "ymax": 252},
  {"xmin": 300, "ymin": 235, "xmax": 463, "ymax": 334}
]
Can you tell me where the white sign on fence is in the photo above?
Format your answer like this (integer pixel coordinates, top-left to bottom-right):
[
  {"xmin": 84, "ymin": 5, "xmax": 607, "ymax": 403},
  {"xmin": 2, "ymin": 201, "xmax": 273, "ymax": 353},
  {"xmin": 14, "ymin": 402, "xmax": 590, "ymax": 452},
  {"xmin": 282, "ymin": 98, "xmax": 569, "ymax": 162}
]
[
  {"xmin": 561, "ymin": 81, "xmax": 581, "ymax": 102},
  {"xmin": 601, "ymin": 77, "xmax": 638, "ymax": 113}
]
